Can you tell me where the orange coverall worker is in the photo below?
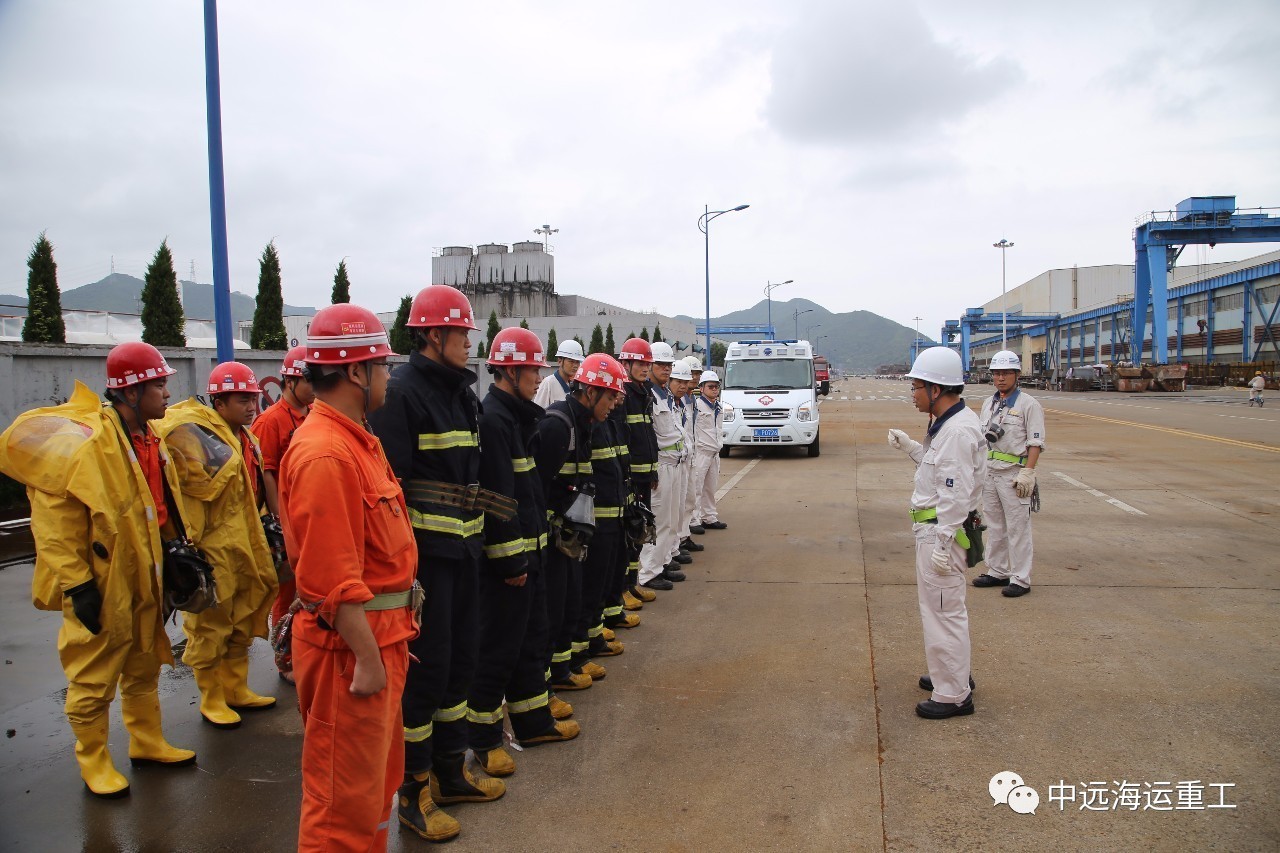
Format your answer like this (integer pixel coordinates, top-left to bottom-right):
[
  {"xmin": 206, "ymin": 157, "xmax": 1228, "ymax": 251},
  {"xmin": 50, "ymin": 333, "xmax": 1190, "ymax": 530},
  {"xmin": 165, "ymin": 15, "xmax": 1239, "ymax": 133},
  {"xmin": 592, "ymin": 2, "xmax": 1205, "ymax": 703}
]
[
  {"xmin": 254, "ymin": 396, "xmax": 307, "ymax": 642},
  {"xmin": 280, "ymin": 400, "xmax": 418, "ymax": 853}
]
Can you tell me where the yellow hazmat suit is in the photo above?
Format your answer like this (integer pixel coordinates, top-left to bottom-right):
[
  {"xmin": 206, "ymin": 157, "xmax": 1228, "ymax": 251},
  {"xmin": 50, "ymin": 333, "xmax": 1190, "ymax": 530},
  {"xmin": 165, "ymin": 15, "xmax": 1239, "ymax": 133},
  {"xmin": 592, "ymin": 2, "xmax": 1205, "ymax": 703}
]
[
  {"xmin": 154, "ymin": 400, "xmax": 278, "ymax": 725},
  {"xmin": 0, "ymin": 381, "xmax": 195, "ymax": 797}
]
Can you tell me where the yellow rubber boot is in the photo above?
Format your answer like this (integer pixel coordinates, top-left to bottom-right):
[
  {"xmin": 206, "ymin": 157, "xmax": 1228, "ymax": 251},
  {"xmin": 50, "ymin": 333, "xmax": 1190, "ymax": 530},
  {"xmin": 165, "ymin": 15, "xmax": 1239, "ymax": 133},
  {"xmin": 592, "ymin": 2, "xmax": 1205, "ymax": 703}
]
[
  {"xmin": 611, "ymin": 613, "xmax": 641, "ymax": 629},
  {"xmin": 121, "ymin": 694, "xmax": 196, "ymax": 768},
  {"xmin": 70, "ymin": 718, "xmax": 130, "ymax": 798},
  {"xmin": 633, "ymin": 585, "xmax": 657, "ymax": 603},
  {"xmin": 579, "ymin": 661, "xmax": 607, "ymax": 681},
  {"xmin": 549, "ymin": 695, "xmax": 574, "ymax": 720},
  {"xmin": 622, "ymin": 590, "xmax": 644, "ymax": 611},
  {"xmin": 429, "ymin": 753, "xmax": 505, "ymax": 804},
  {"xmin": 398, "ymin": 774, "xmax": 461, "ymax": 842},
  {"xmin": 518, "ymin": 719, "xmax": 581, "ymax": 747},
  {"xmin": 220, "ymin": 656, "xmax": 277, "ymax": 711},
  {"xmin": 601, "ymin": 627, "xmax": 617, "ymax": 642},
  {"xmin": 193, "ymin": 666, "xmax": 242, "ymax": 729},
  {"xmin": 475, "ymin": 746, "xmax": 516, "ymax": 777}
]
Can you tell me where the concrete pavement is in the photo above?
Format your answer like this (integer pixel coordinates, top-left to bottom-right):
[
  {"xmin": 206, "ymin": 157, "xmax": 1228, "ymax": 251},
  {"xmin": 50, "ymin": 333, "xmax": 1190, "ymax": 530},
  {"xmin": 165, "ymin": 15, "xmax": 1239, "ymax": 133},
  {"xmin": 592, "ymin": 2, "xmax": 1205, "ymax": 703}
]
[{"xmin": 0, "ymin": 379, "xmax": 1276, "ymax": 850}]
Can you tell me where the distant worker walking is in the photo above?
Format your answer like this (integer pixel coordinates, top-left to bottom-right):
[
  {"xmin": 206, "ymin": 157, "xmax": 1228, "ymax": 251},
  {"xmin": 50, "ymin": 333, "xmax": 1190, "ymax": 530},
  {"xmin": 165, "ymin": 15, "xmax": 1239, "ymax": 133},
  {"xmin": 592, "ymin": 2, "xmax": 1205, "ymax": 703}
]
[
  {"xmin": 970, "ymin": 350, "xmax": 1044, "ymax": 598},
  {"xmin": 534, "ymin": 338, "xmax": 584, "ymax": 409},
  {"xmin": 888, "ymin": 347, "xmax": 985, "ymax": 720}
]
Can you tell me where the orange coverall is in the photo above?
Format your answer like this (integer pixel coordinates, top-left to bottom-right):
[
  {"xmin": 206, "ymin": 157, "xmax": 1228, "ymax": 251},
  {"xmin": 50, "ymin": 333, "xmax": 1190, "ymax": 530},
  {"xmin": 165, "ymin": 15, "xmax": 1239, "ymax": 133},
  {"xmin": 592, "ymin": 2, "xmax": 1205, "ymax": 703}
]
[
  {"xmin": 279, "ymin": 400, "xmax": 418, "ymax": 853},
  {"xmin": 253, "ymin": 398, "xmax": 308, "ymax": 655}
]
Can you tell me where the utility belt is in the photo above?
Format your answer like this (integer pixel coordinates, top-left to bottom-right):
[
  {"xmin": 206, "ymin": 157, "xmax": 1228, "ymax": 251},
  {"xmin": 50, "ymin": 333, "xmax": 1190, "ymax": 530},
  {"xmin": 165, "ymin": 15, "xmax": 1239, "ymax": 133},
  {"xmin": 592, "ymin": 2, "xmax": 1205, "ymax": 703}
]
[
  {"xmin": 286, "ymin": 579, "xmax": 425, "ymax": 636},
  {"xmin": 987, "ymin": 450, "xmax": 1027, "ymax": 465},
  {"xmin": 909, "ymin": 507, "xmax": 985, "ymax": 568},
  {"xmin": 405, "ymin": 479, "xmax": 517, "ymax": 521}
]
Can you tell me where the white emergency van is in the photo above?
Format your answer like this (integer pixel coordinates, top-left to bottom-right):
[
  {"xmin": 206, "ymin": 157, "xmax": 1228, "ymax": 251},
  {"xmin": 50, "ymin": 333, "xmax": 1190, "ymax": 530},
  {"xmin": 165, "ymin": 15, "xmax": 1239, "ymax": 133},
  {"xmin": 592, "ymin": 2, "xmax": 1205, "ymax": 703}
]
[{"xmin": 719, "ymin": 339, "xmax": 820, "ymax": 458}]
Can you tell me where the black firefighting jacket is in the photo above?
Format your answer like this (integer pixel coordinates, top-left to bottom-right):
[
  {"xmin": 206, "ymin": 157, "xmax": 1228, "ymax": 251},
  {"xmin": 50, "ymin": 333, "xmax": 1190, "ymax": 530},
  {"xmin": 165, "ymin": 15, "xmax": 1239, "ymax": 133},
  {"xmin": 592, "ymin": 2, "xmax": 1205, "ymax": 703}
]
[
  {"xmin": 369, "ymin": 350, "xmax": 483, "ymax": 564},
  {"xmin": 623, "ymin": 379, "xmax": 657, "ymax": 487},
  {"xmin": 588, "ymin": 414, "xmax": 627, "ymax": 529},
  {"xmin": 477, "ymin": 387, "xmax": 547, "ymax": 579},
  {"xmin": 535, "ymin": 396, "xmax": 592, "ymax": 519}
]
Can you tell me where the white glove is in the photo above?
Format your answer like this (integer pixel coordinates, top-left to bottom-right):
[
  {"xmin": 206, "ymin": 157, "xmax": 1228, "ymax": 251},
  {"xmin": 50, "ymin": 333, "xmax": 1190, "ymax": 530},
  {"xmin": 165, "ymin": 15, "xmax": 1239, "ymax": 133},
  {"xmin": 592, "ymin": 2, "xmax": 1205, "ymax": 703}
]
[
  {"xmin": 888, "ymin": 429, "xmax": 923, "ymax": 462},
  {"xmin": 930, "ymin": 544, "xmax": 952, "ymax": 575},
  {"xmin": 1014, "ymin": 467, "xmax": 1036, "ymax": 499}
]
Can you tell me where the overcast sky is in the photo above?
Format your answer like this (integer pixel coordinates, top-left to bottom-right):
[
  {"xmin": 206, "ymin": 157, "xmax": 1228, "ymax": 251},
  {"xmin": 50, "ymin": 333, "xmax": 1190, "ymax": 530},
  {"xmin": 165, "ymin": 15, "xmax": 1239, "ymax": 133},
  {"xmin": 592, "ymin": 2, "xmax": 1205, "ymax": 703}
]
[{"xmin": 2, "ymin": 0, "xmax": 1278, "ymax": 339}]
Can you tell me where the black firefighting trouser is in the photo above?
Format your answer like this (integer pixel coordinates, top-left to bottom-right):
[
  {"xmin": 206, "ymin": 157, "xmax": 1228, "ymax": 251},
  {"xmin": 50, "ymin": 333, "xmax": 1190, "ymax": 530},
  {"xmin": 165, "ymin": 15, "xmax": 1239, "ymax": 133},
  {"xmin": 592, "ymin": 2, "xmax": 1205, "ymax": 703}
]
[
  {"xmin": 468, "ymin": 550, "xmax": 555, "ymax": 747},
  {"xmin": 571, "ymin": 521, "xmax": 621, "ymax": 668},
  {"xmin": 625, "ymin": 483, "xmax": 653, "ymax": 592},
  {"xmin": 403, "ymin": 553, "xmax": 479, "ymax": 776},
  {"xmin": 544, "ymin": 547, "xmax": 581, "ymax": 684}
]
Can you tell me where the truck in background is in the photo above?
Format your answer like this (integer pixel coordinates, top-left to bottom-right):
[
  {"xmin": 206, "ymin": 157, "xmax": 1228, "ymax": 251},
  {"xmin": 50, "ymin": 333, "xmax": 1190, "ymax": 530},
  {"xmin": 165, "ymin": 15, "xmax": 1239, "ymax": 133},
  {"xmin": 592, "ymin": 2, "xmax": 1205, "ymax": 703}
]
[
  {"xmin": 719, "ymin": 339, "xmax": 820, "ymax": 458},
  {"xmin": 814, "ymin": 355, "xmax": 830, "ymax": 396}
]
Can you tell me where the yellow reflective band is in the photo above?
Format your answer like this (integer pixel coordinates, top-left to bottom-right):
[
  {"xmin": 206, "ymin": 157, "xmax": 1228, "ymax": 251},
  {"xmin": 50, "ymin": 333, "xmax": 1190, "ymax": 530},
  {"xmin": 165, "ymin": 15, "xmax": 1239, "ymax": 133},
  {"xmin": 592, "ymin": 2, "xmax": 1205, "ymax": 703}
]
[
  {"xmin": 404, "ymin": 721, "xmax": 433, "ymax": 743},
  {"xmin": 466, "ymin": 706, "xmax": 505, "ymax": 725},
  {"xmin": 595, "ymin": 506, "xmax": 624, "ymax": 518},
  {"xmin": 631, "ymin": 463, "xmax": 655, "ymax": 473},
  {"xmin": 538, "ymin": 532, "xmax": 549, "ymax": 549},
  {"xmin": 603, "ymin": 605, "xmax": 623, "ymax": 617},
  {"xmin": 587, "ymin": 623, "xmax": 604, "ymax": 638},
  {"xmin": 591, "ymin": 446, "xmax": 618, "ymax": 460},
  {"xmin": 559, "ymin": 461, "xmax": 593, "ymax": 475},
  {"xmin": 409, "ymin": 508, "xmax": 485, "ymax": 538},
  {"xmin": 660, "ymin": 440, "xmax": 684, "ymax": 452},
  {"xmin": 506, "ymin": 691, "xmax": 550, "ymax": 715},
  {"xmin": 626, "ymin": 414, "xmax": 651, "ymax": 424},
  {"xmin": 909, "ymin": 507, "xmax": 937, "ymax": 523},
  {"xmin": 551, "ymin": 649, "xmax": 572, "ymax": 663},
  {"xmin": 484, "ymin": 538, "xmax": 527, "ymax": 559},
  {"xmin": 988, "ymin": 450, "xmax": 1027, "ymax": 465},
  {"xmin": 432, "ymin": 701, "xmax": 468, "ymax": 723},
  {"xmin": 571, "ymin": 641, "xmax": 589, "ymax": 653},
  {"xmin": 512, "ymin": 456, "xmax": 535, "ymax": 473},
  {"xmin": 417, "ymin": 430, "xmax": 478, "ymax": 451},
  {"xmin": 628, "ymin": 560, "xmax": 639, "ymax": 570}
]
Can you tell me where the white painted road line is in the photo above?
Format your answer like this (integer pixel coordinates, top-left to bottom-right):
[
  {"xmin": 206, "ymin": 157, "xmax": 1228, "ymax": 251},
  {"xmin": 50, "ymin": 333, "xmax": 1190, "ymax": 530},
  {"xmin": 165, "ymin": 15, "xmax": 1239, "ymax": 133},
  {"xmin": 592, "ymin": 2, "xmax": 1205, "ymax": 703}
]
[
  {"xmin": 1052, "ymin": 471, "xmax": 1147, "ymax": 516},
  {"xmin": 716, "ymin": 457, "xmax": 762, "ymax": 501}
]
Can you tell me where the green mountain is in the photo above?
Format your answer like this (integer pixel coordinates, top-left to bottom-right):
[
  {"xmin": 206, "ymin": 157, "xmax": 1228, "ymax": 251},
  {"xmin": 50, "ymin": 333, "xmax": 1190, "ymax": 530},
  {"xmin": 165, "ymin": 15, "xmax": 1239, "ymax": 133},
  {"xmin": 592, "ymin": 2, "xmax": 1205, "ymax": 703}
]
[
  {"xmin": 0, "ymin": 273, "xmax": 314, "ymax": 321},
  {"xmin": 679, "ymin": 298, "xmax": 933, "ymax": 372}
]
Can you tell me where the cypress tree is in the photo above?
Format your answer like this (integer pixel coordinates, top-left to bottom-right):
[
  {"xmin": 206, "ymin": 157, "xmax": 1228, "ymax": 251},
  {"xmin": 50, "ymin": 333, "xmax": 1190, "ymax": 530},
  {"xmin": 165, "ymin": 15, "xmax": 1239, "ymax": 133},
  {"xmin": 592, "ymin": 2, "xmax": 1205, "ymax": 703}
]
[
  {"xmin": 476, "ymin": 340, "xmax": 487, "ymax": 358},
  {"xmin": 250, "ymin": 241, "xmax": 288, "ymax": 349},
  {"xmin": 486, "ymin": 310, "xmax": 501, "ymax": 350},
  {"xmin": 639, "ymin": 326, "xmax": 649, "ymax": 342},
  {"xmin": 573, "ymin": 336, "xmax": 584, "ymax": 350},
  {"xmin": 389, "ymin": 294, "xmax": 412, "ymax": 354},
  {"xmin": 21, "ymin": 232, "xmax": 65, "ymax": 343},
  {"xmin": 519, "ymin": 318, "xmax": 530, "ymax": 330},
  {"xmin": 605, "ymin": 323, "xmax": 615, "ymax": 354},
  {"xmin": 141, "ymin": 239, "xmax": 186, "ymax": 347},
  {"xmin": 652, "ymin": 324, "xmax": 664, "ymax": 343},
  {"xmin": 589, "ymin": 323, "xmax": 604, "ymax": 354},
  {"xmin": 547, "ymin": 328, "xmax": 559, "ymax": 357},
  {"xmin": 331, "ymin": 259, "xmax": 351, "ymax": 304},
  {"xmin": 628, "ymin": 330, "xmax": 636, "ymax": 341}
]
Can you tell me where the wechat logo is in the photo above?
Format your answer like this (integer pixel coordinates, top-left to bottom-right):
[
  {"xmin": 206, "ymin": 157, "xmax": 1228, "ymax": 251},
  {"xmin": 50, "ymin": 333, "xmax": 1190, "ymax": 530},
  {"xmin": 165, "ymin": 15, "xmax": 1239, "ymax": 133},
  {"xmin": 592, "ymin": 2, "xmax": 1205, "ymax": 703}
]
[{"xmin": 990, "ymin": 771, "xmax": 1039, "ymax": 815}]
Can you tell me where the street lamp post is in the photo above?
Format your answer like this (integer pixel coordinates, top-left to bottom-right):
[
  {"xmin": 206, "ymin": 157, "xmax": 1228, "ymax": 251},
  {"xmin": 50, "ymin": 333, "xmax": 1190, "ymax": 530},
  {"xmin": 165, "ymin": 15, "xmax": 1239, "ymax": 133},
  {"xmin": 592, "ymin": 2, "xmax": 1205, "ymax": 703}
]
[
  {"xmin": 993, "ymin": 238, "xmax": 1014, "ymax": 349},
  {"xmin": 912, "ymin": 316, "xmax": 922, "ymax": 362},
  {"xmin": 793, "ymin": 307, "xmax": 813, "ymax": 339},
  {"xmin": 764, "ymin": 279, "xmax": 792, "ymax": 340},
  {"xmin": 699, "ymin": 203, "xmax": 750, "ymax": 365},
  {"xmin": 806, "ymin": 323, "xmax": 821, "ymax": 342}
]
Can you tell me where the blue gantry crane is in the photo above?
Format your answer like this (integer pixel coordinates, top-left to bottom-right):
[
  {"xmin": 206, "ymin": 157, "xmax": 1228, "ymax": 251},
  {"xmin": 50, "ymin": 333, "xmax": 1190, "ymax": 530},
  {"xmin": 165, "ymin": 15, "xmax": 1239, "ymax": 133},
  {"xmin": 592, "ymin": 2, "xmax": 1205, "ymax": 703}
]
[{"xmin": 1134, "ymin": 196, "xmax": 1280, "ymax": 364}]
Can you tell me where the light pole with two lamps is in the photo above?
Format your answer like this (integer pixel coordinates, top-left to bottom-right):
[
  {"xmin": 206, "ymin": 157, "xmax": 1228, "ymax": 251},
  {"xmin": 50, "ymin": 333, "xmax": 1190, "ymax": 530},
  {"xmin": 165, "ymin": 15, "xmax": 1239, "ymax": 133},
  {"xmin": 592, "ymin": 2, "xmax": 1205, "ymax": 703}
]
[
  {"xmin": 765, "ymin": 279, "xmax": 792, "ymax": 339},
  {"xmin": 993, "ymin": 238, "xmax": 1014, "ymax": 349},
  {"xmin": 793, "ymin": 307, "xmax": 813, "ymax": 340},
  {"xmin": 699, "ymin": 204, "xmax": 750, "ymax": 366},
  {"xmin": 806, "ymin": 323, "xmax": 822, "ymax": 343}
]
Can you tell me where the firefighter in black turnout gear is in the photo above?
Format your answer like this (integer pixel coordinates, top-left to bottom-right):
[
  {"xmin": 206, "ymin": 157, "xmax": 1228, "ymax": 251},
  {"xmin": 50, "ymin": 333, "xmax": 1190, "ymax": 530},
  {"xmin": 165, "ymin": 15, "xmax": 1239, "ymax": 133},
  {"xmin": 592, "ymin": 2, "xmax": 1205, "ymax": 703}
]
[
  {"xmin": 619, "ymin": 338, "xmax": 659, "ymax": 605},
  {"xmin": 369, "ymin": 285, "xmax": 504, "ymax": 844},
  {"xmin": 468, "ymin": 328, "xmax": 580, "ymax": 781}
]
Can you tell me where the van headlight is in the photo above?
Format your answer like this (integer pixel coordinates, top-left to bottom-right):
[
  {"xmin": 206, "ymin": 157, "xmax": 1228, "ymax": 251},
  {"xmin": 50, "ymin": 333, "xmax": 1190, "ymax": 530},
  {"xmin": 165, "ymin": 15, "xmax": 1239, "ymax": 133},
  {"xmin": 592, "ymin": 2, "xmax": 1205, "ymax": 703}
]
[
  {"xmin": 797, "ymin": 403, "xmax": 813, "ymax": 422},
  {"xmin": 722, "ymin": 404, "xmax": 736, "ymax": 423}
]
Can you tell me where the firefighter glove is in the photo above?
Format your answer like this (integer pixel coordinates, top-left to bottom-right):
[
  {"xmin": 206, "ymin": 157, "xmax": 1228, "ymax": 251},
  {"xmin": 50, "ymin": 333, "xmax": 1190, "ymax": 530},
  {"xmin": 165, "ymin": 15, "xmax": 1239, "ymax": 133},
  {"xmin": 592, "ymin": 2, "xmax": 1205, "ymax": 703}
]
[
  {"xmin": 66, "ymin": 580, "xmax": 103, "ymax": 635},
  {"xmin": 1014, "ymin": 467, "xmax": 1036, "ymax": 499}
]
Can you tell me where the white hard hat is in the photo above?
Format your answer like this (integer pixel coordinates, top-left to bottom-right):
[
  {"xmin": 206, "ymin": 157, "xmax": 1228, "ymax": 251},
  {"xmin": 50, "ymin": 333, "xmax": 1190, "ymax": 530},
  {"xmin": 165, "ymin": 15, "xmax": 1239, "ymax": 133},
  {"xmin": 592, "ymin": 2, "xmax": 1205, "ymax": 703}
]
[
  {"xmin": 699, "ymin": 370, "xmax": 719, "ymax": 384},
  {"xmin": 989, "ymin": 350, "xmax": 1021, "ymax": 371},
  {"xmin": 555, "ymin": 339, "xmax": 584, "ymax": 360},
  {"xmin": 670, "ymin": 360, "xmax": 693, "ymax": 381},
  {"xmin": 684, "ymin": 355, "xmax": 703, "ymax": 371},
  {"xmin": 649, "ymin": 341, "xmax": 675, "ymax": 363},
  {"xmin": 906, "ymin": 347, "xmax": 964, "ymax": 387}
]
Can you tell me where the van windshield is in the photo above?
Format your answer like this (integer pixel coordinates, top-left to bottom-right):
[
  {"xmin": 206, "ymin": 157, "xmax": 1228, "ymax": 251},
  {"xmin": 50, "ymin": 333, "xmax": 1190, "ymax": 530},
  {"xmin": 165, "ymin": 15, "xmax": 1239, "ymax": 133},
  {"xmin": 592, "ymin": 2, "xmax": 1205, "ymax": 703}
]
[{"xmin": 723, "ymin": 358, "xmax": 813, "ymax": 390}]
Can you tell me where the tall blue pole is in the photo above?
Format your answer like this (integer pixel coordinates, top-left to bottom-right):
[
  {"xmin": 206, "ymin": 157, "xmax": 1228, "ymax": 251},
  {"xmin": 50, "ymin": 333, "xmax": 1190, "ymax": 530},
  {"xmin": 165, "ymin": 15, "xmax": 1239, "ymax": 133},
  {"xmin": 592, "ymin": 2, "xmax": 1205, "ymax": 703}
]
[
  {"xmin": 703, "ymin": 205, "xmax": 712, "ymax": 366},
  {"xmin": 203, "ymin": 0, "xmax": 234, "ymax": 363}
]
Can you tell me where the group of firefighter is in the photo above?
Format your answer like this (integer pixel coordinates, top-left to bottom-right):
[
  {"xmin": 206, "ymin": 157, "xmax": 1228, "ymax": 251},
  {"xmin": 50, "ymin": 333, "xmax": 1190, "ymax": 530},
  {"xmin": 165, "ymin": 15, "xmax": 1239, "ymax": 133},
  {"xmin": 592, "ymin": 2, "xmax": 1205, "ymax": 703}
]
[{"xmin": 0, "ymin": 283, "xmax": 730, "ymax": 851}]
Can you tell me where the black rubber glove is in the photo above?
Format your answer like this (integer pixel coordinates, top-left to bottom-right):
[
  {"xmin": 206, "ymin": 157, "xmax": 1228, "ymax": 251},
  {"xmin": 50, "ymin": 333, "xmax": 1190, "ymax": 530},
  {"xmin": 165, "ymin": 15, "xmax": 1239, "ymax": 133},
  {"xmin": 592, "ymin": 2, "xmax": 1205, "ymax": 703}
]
[{"xmin": 66, "ymin": 580, "xmax": 103, "ymax": 635}]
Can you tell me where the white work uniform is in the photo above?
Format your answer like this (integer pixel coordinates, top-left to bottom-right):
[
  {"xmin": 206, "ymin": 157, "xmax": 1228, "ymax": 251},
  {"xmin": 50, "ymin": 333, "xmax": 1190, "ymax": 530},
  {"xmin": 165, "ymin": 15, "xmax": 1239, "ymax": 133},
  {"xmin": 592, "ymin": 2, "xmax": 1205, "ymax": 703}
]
[
  {"xmin": 1249, "ymin": 375, "xmax": 1265, "ymax": 403},
  {"xmin": 689, "ymin": 395, "xmax": 723, "ymax": 525},
  {"xmin": 673, "ymin": 395, "xmax": 695, "ymax": 556},
  {"xmin": 978, "ymin": 389, "xmax": 1046, "ymax": 590},
  {"xmin": 909, "ymin": 401, "xmax": 985, "ymax": 705},
  {"xmin": 638, "ymin": 382, "xmax": 684, "ymax": 583},
  {"xmin": 534, "ymin": 371, "xmax": 572, "ymax": 410}
]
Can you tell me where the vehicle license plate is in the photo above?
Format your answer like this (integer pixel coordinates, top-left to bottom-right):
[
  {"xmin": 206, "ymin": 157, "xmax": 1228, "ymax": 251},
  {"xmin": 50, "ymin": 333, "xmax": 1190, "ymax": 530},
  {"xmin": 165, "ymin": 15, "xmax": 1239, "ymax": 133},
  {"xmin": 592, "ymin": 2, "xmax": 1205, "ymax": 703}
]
[{"xmin": 753, "ymin": 428, "xmax": 780, "ymax": 438}]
